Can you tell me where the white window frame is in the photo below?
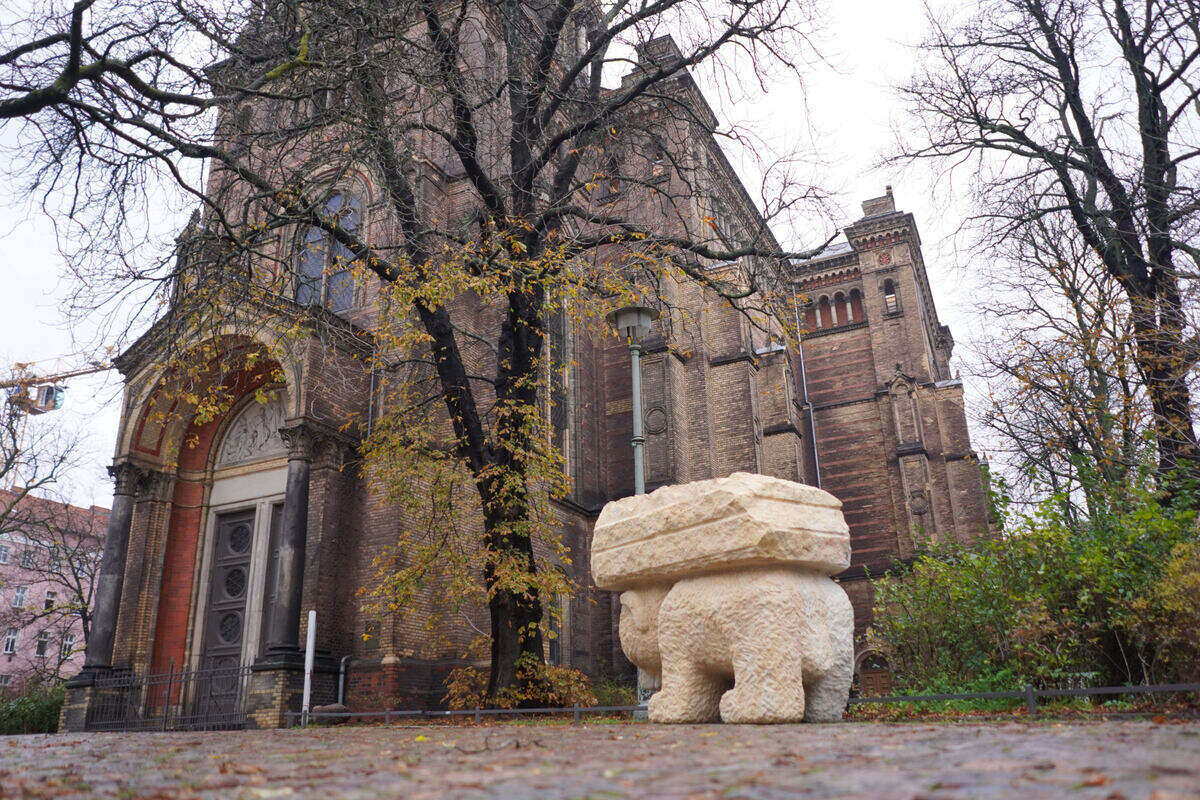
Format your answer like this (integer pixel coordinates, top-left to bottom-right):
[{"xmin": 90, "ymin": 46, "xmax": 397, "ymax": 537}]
[
  {"xmin": 2, "ymin": 629, "xmax": 16, "ymax": 655},
  {"xmin": 11, "ymin": 586, "xmax": 27, "ymax": 608},
  {"xmin": 0, "ymin": 544, "xmax": 9, "ymax": 564}
]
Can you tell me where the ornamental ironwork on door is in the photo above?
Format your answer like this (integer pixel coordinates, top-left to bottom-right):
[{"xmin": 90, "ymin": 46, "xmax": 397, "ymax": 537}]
[{"xmin": 196, "ymin": 509, "xmax": 255, "ymax": 723}]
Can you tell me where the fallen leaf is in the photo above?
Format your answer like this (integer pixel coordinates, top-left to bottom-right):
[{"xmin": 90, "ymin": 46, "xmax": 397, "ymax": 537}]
[{"xmin": 218, "ymin": 761, "xmax": 265, "ymax": 775}]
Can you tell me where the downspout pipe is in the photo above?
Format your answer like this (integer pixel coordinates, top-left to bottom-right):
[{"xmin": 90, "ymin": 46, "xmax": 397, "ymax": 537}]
[
  {"xmin": 337, "ymin": 654, "xmax": 352, "ymax": 706},
  {"xmin": 791, "ymin": 285, "xmax": 822, "ymax": 489}
]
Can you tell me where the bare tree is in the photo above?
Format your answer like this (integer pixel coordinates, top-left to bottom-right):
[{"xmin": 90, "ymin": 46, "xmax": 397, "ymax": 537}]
[
  {"xmin": 0, "ymin": 387, "xmax": 79, "ymax": 516},
  {"xmin": 895, "ymin": 0, "xmax": 1200, "ymax": 498},
  {"xmin": 0, "ymin": 383, "xmax": 95, "ymax": 685},
  {"xmin": 0, "ymin": 495, "xmax": 105, "ymax": 683},
  {"xmin": 0, "ymin": 0, "xmax": 831, "ymax": 697},
  {"xmin": 972, "ymin": 200, "xmax": 1149, "ymax": 519}
]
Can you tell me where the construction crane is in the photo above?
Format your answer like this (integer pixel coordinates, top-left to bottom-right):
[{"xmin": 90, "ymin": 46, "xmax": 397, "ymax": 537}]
[
  {"xmin": 0, "ymin": 356, "xmax": 115, "ymax": 489},
  {"xmin": 1, "ymin": 358, "xmax": 114, "ymax": 415}
]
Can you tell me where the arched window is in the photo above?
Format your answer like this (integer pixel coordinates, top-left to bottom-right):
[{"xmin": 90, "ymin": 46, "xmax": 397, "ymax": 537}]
[
  {"xmin": 649, "ymin": 141, "xmax": 667, "ymax": 178},
  {"xmin": 833, "ymin": 292, "xmax": 848, "ymax": 326},
  {"xmin": 297, "ymin": 192, "xmax": 359, "ymax": 313},
  {"xmin": 849, "ymin": 289, "xmax": 864, "ymax": 323},
  {"xmin": 817, "ymin": 296, "xmax": 833, "ymax": 328},
  {"xmin": 882, "ymin": 279, "xmax": 899, "ymax": 315},
  {"xmin": 803, "ymin": 302, "xmax": 817, "ymax": 333},
  {"xmin": 600, "ymin": 155, "xmax": 620, "ymax": 199}
]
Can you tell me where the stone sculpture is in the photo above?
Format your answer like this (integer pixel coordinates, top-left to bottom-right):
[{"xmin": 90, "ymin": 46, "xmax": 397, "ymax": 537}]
[{"xmin": 592, "ymin": 472, "xmax": 854, "ymax": 724}]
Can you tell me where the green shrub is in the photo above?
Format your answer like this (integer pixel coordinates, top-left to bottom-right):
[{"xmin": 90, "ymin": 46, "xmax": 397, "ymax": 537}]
[
  {"xmin": 0, "ymin": 684, "xmax": 65, "ymax": 735},
  {"xmin": 592, "ymin": 679, "xmax": 637, "ymax": 707},
  {"xmin": 444, "ymin": 654, "xmax": 598, "ymax": 710},
  {"xmin": 869, "ymin": 478, "xmax": 1199, "ymax": 693}
]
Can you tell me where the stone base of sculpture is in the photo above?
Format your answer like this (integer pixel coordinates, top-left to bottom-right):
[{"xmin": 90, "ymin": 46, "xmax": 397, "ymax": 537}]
[{"xmin": 592, "ymin": 473, "xmax": 854, "ymax": 724}]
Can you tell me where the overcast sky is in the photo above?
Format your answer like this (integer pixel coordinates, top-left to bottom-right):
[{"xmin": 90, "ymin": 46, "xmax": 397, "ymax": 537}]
[{"xmin": 0, "ymin": 0, "xmax": 983, "ymax": 510}]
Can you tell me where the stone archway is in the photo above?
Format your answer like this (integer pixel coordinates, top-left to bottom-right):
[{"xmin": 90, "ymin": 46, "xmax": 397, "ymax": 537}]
[{"xmin": 139, "ymin": 343, "xmax": 292, "ymax": 678}]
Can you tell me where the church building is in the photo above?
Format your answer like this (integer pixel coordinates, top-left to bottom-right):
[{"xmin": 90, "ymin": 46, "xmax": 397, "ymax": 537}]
[{"xmin": 61, "ymin": 32, "xmax": 988, "ymax": 730}]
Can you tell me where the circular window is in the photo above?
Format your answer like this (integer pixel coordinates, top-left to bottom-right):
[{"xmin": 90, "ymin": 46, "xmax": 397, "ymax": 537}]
[
  {"xmin": 224, "ymin": 567, "xmax": 247, "ymax": 599},
  {"xmin": 218, "ymin": 612, "xmax": 243, "ymax": 643},
  {"xmin": 228, "ymin": 524, "xmax": 252, "ymax": 553}
]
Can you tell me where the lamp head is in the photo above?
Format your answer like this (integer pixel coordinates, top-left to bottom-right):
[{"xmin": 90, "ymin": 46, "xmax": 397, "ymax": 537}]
[{"xmin": 606, "ymin": 304, "xmax": 660, "ymax": 345}]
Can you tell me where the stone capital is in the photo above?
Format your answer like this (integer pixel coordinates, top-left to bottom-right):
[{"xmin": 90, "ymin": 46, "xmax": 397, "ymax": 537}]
[
  {"xmin": 278, "ymin": 423, "xmax": 316, "ymax": 462},
  {"xmin": 279, "ymin": 419, "xmax": 359, "ymax": 467},
  {"xmin": 142, "ymin": 470, "xmax": 177, "ymax": 502},
  {"xmin": 107, "ymin": 461, "xmax": 150, "ymax": 497}
]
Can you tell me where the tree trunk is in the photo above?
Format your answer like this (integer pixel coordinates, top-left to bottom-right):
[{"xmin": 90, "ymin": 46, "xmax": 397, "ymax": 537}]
[
  {"xmin": 1125, "ymin": 284, "xmax": 1200, "ymax": 495},
  {"xmin": 481, "ymin": 281, "xmax": 548, "ymax": 702},
  {"xmin": 483, "ymin": 532, "xmax": 545, "ymax": 701}
]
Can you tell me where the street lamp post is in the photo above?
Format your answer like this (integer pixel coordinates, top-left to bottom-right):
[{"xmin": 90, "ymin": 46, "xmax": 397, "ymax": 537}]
[{"xmin": 606, "ymin": 303, "xmax": 660, "ymax": 714}]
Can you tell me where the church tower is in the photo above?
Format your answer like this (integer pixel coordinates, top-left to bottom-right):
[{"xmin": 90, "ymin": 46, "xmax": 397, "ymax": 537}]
[{"xmin": 789, "ymin": 188, "xmax": 990, "ymax": 644}]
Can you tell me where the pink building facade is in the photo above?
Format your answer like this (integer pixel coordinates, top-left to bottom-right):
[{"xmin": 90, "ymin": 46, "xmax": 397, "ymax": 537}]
[{"xmin": 0, "ymin": 492, "xmax": 108, "ymax": 692}]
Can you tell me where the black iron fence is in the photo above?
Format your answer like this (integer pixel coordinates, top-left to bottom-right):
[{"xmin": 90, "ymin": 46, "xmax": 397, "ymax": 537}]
[
  {"xmin": 287, "ymin": 682, "xmax": 1200, "ymax": 727},
  {"xmin": 88, "ymin": 661, "xmax": 254, "ymax": 732}
]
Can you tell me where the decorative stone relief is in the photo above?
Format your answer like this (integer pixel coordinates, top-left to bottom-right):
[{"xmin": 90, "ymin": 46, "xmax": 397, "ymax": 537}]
[
  {"xmin": 592, "ymin": 472, "xmax": 854, "ymax": 724},
  {"xmin": 216, "ymin": 399, "xmax": 287, "ymax": 467},
  {"xmin": 644, "ymin": 407, "xmax": 668, "ymax": 435}
]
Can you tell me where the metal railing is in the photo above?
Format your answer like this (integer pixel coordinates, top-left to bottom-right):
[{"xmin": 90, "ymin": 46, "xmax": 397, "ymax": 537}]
[
  {"xmin": 287, "ymin": 704, "xmax": 644, "ymax": 726},
  {"xmin": 88, "ymin": 661, "xmax": 254, "ymax": 731},
  {"xmin": 286, "ymin": 682, "xmax": 1200, "ymax": 727}
]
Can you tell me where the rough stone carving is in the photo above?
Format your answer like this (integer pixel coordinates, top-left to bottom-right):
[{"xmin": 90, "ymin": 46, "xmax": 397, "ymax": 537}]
[{"xmin": 593, "ymin": 472, "xmax": 854, "ymax": 724}]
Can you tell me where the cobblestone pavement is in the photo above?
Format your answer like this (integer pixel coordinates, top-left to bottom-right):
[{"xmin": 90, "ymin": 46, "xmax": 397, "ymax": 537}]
[{"xmin": 3, "ymin": 720, "xmax": 1199, "ymax": 799}]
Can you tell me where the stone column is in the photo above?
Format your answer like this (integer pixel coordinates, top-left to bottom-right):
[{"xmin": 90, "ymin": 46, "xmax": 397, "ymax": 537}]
[
  {"xmin": 260, "ymin": 423, "xmax": 313, "ymax": 664},
  {"xmin": 83, "ymin": 461, "xmax": 145, "ymax": 672}
]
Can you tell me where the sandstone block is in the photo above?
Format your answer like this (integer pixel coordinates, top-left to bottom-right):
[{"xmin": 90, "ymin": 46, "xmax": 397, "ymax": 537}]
[{"xmin": 592, "ymin": 472, "xmax": 850, "ymax": 590}]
